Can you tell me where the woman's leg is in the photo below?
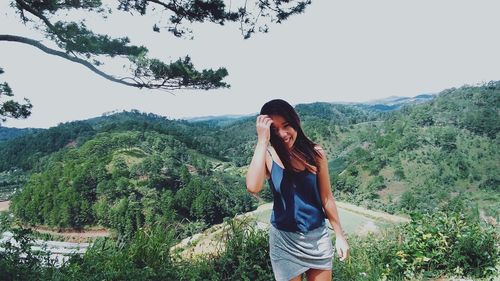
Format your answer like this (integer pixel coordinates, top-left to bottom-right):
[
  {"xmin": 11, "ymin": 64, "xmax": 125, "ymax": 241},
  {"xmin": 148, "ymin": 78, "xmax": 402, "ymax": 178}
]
[
  {"xmin": 305, "ymin": 269, "xmax": 332, "ymax": 281},
  {"xmin": 289, "ymin": 274, "xmax": 303, "ymax": 281}
]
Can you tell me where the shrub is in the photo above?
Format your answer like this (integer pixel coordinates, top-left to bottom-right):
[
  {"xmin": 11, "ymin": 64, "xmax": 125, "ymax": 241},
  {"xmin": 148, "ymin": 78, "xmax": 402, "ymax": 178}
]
[
  {"xmin": 389, "ymin": 212, "xmax": 499, "ymax": 279},
  {"xmin": 211, "ymin": 218, "xmax": 273, "ymax": 281},
  {"xmin": 332, "ymin": 212, "xmax": 499, "ymax": 280}
]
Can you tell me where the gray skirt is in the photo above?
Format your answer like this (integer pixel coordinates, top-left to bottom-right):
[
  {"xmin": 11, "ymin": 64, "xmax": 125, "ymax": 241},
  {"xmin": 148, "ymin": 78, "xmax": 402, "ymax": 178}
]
[{"xmin": 269, "ymin": 224, "xmax": 334, "ymax": 281}]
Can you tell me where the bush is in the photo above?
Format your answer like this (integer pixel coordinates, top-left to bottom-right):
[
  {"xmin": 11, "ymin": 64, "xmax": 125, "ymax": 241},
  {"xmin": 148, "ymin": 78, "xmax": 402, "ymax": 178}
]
[
  {"xmin": 0, "ymin": 228, "xmax": 54, "ymax": 281},
  {"xmin": 390, "ymin": 212, "xmax": 499, "ymax": 279},
  {"xmin": 212, "ymin": 218, "xmax": 273, "ymax": 281},
  {"xmin": 479, "ymin": 177, "xmax": 500, "ymax": 192},
  {"xmin": 1, "ymin": 214, "xmax": 497, "ymax": 280},
  {"xmin": 332, "ymin": 212, "xmax": 499, "ymax": 280}
]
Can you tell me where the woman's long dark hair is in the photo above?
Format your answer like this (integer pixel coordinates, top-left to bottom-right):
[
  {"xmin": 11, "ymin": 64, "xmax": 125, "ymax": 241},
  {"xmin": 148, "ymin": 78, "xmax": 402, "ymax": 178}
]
[{"xmin": 260, "ymin": 99, "xmax": 321, "ymax": 173}]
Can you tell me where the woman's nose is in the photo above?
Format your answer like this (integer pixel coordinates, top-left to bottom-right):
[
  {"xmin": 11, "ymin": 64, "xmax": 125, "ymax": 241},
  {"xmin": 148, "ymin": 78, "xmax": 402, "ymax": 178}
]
[{"xmin": 278, "ymin": 129, "xmax": 287, "ymax": 138}]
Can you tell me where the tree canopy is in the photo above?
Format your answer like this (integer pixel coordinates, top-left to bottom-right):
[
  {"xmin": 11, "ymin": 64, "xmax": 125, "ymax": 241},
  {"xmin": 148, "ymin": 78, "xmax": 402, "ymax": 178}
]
[
  {"xmin": 0, "ymin": 68, "xmax": 32, "ymax": 123},
  {"xmin": 0, "ymin": 0, "xmax": 311, "ymax": 122}
]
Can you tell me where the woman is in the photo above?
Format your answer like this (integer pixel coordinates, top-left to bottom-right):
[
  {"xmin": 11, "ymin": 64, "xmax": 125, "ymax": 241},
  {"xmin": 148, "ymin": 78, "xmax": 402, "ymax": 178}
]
[{"xmin": 246, "ymin": 99, "xmax": 349, "ymax": 281}]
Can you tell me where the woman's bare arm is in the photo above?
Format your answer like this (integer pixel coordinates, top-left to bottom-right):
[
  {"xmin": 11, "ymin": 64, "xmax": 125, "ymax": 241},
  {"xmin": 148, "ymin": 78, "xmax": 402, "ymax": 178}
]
[
  {"xmin": 316, "ymin": 147, "xmax": 350, "ymax": 261},
  {"xmin": 246, "ymin": 115, "xmax": 272, "ymax": 193}
]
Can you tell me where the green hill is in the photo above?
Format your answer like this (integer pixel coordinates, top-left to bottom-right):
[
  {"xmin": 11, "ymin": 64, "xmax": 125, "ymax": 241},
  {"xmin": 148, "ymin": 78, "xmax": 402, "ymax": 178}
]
[
  {"xmin": 0, "ymin": 127, "xmax": 41, "ymax": 143},
  {"xmin": 2, "ymin": 82, "xmax": 499, "ymax": 232},
  {"xmin": 325, "ymin": 82, "xmax": 499, "ymax": 221},
  {"xmin": 10, "ymin": 128, "xmax": 254, "ymax": 238}
]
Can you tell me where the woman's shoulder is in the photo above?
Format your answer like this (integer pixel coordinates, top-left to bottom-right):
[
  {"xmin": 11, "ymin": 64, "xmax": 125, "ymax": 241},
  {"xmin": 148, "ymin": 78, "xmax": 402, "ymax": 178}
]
[
  {"xmin": 314, "ymin": 144, "xmax": 323, "ymax": 151},
  {"xmin": 314, "ymin": 145, "xmax": 326, "ymax": 156},
  {"xmin": 313, "ymin": 145, "xmax": 328, "ymax": 165}
]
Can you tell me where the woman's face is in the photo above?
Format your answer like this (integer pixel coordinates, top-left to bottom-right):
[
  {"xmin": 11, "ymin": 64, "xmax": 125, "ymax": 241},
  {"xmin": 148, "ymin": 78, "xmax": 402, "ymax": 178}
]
[{"xmin": 270, "ymin": 115, "xmax": 297, "ymax": 150}]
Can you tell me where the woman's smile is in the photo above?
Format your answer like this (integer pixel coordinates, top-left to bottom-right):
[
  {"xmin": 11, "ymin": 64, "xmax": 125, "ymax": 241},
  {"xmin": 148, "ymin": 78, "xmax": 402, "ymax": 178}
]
[{"xmin": 270, "ymin": 114, "xmax": 297, "ymax": 149}]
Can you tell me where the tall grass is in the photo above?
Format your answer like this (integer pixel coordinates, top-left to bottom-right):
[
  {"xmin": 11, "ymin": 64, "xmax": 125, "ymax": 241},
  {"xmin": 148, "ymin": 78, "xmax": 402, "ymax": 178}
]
[{"xmin": 0, "ymin": 213, "xmax": 498, "ymax": 280}]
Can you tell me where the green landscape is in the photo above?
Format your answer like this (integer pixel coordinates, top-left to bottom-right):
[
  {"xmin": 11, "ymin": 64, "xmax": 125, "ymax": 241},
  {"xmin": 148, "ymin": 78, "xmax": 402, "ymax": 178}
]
[{"xmin": 0, "ymin": 82, "xmax": 498, "ymax": 280}]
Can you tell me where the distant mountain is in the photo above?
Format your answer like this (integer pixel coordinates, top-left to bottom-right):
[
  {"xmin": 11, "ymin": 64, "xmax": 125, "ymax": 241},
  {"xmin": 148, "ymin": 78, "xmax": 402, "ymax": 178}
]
[
  {"xmin": 184, "ymin": 114, "xmax": 254, "ymax": 126},
  {"xmin": 356, "ymin": 94, "xmax": 436, "ymax": 112},
  {"xmin": 0, "ymin": 126, "xmax": 42, "ymax": 143},
  {"xmin": 182, "ymin": 94, "xmax": 436, "ymax": 125}
]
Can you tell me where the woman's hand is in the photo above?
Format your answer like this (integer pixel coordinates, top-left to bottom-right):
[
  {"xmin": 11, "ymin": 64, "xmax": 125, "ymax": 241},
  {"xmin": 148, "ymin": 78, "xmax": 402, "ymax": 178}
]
[
  {"xmin": 256, "ymin": 115, "xmax": 273, "ymax": 144},
  {"xmin": 335, "ymin": 235, "xmax": 350, "ymax": 262},
  {"xmin": 246, "ymin": 115, "xmax": 273, "ymax": 193}
]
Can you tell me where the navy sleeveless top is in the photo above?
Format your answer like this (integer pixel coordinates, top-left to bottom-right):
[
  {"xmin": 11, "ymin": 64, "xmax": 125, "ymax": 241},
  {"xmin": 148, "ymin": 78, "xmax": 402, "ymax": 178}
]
[{"xmin": 268, "ymin": 157, "xmax": 326, "ymax": 233}]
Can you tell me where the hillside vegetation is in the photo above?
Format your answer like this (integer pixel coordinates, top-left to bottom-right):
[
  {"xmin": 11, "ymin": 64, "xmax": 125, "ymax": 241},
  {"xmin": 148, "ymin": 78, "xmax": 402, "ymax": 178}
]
[
  {"xmin": 324, "ymin": 83, "xmax": 499, "ymax": 220},
  {"xmin": 0, "ymin": 82, "xmax": 498, "ymax": 280},
  {"xmin": 9, "ymin": 129, "xmax": 253, "ymax": 239}
]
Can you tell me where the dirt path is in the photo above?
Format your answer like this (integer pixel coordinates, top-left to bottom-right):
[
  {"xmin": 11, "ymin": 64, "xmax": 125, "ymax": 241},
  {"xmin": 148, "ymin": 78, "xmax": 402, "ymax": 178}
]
[
  {"xmin": 32, "ymin": 226, "xmax": 110, "ymax": 243},
  {"xmin": 1, "ymin": 200, "xmax": 109, "ymax": 243},
  {"xmin": 0, "ymin": 201, "xmax": 10, "ymax": 212},
  {"xmin": 335, "ymin": 201, "xmax": 410, "ymax": 224}
]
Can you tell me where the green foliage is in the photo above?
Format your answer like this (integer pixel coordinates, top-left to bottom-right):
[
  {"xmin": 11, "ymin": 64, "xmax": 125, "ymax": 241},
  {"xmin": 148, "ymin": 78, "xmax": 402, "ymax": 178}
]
[
  {"xmin": 332, "ymin": 234, "xmax": 400, "ymax": 281},
  {"xmin": 333, "ymin": 212, "xmax": 499, "ymax": 280},
  {"xmin": 0, "ymin": 227, "xmax": 54, "ymax": 281},
  {"xmin": 0, "ymin": 169, "xmax": 28, "ymax": 200},
  {"xmin": 8, "ymin": 126, "xmax": 255, "ymax": 238},
  {"xmin": 0, "ymin": 218, "xmax": 273, "ymax": 280},
  {"xmin": 367, "ymin": 175, "xmax": 386, "ymax": 192},
  {"xmin": 0, "ymin": 126, "xmax": 40, "ymax": 143},
  {"xmin": 0, "ymin": 67, "xmax": 32, "ymax": 123},
  {"xmin": 399, "ymin": 191, "xmax": 418, "ymax": 212},
  {"xmin": 0, "ymin": 120, "xmax": 96, "ymax": 171},
  {"xmin": 325, "ymin": 82, "xmax": 500, "ymax": 216},
  {"xmin": 332, "ymin": 171, "xmax": 361, "ymax": 194},
  {"xmin": 296, "ymin": 102, "xmax": 383, "ymax": 125},
  {"xmin": 391, "ymin": 212, "xmax": 499, "ymax": 279},
  {"xmin": 479, "ymin": 176, "xmax": 499, "ymax": 192},
  {"xmin": 129, "ymin": 55, "xmax": 230, "ymax": 90},
  {"xmin": 174, "ymin": 173, "xmax": 254, "ymax": 225},
  {"xmin": 55, "ymin": 226, "xmax": 178, "ymax": 281},
  {"xmin": 209, "ymin": 219, "xmax": 274, "ymax": 281},
  {"xmin": 2, "ymin": 81, "xmax": 498, "ymax": 230},
  {"xmin": 4, "ymin": 0, "xmax": 313, "ymax": 96},
  {"xmin": 430, "ymin": 126, "xmax": 457, "ymax": 152},
  {"xmin": 1, "ymin": 214, "xmax": 497, "ymax": 280},
  {"xmin": 329, "ymin": 157, "xmax": 346, "ymax": 174}
]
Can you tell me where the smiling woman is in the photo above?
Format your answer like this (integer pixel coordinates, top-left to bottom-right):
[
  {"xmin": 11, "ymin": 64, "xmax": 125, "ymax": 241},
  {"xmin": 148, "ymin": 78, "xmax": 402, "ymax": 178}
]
[{"xmin": 246, "ymin": 99, "xmax": 350, "ymax": 281}]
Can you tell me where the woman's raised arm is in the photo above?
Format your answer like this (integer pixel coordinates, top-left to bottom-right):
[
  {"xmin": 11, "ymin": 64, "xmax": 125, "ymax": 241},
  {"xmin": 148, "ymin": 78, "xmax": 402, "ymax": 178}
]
[{"xmin": 246, "ymin": 115, "xmax": 273, "ymax": 193}]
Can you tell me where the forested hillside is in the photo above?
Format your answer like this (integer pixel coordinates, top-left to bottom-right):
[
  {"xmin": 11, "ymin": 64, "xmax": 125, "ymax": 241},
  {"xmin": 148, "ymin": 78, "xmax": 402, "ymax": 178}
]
[
  {"xmin": 0, "ymin": 127, "xmax": 40, "ymax": 143},
  {"xmin": 10, "ymin": 129, "xmax": 253, "ymax": 238},
  {"xmin": 2, "ymin": 82, "xmax": 499, "ymax": 229},
  {"xmin": 324, "ymin": 82, "xmax": 499, "ymax": 220}
]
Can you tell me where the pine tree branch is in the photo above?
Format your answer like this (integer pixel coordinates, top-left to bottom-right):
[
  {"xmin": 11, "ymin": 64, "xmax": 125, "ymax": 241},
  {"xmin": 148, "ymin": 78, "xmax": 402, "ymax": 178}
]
[
  {"xmin": 0, "ymin": 34, "xmax": 144, "ymax": 89},
  {"xmin": 15, "ymin": 0, "xmax": 70, "ymax": 46},
  {"xmin": 0, "ymin": 35, "xmax": 228, "ymax": 90}
]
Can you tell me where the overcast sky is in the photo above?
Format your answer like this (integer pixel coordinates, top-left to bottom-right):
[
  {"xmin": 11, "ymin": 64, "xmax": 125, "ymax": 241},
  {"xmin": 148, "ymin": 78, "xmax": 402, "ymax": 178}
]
[{"xmin": 1, "ymin": 0, "xmax": 500, "ymax": 128}]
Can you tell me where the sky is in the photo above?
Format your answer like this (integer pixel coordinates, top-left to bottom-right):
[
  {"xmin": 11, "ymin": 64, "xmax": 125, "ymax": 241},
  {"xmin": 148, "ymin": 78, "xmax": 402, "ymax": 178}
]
[{"xmin": 1, "ymin": 0, "xmax": 500, "ymax": 128}]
